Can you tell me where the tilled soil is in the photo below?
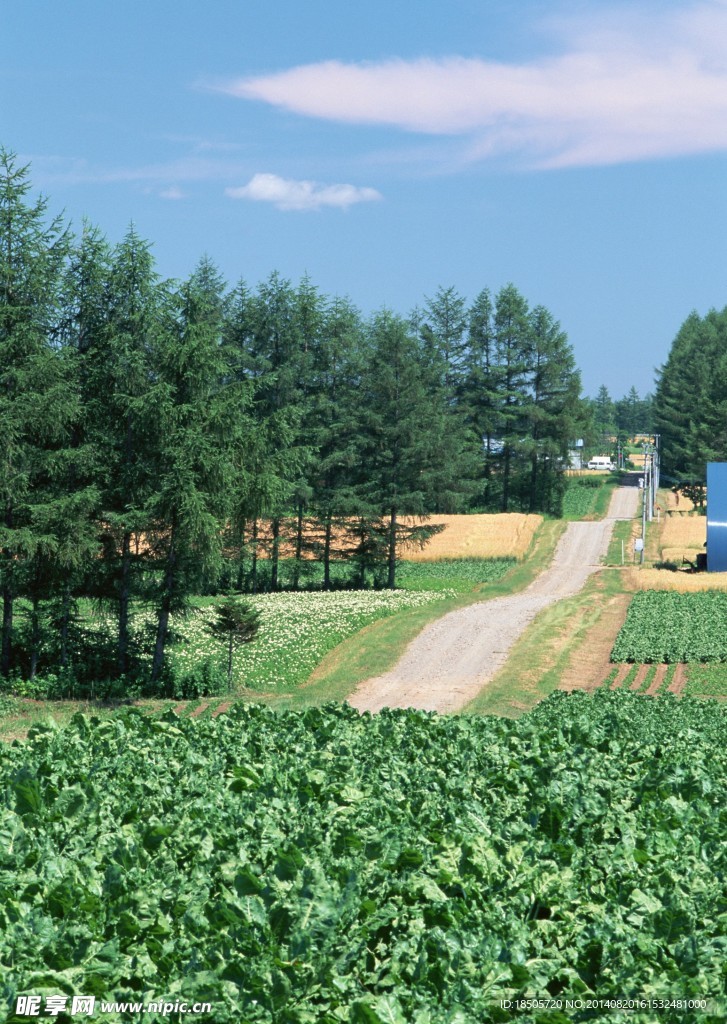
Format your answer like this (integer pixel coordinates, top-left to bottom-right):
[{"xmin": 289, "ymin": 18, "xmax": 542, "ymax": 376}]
[{"xmin": 348, "ymin": 486, "xmax": 640, "ymax": 714}]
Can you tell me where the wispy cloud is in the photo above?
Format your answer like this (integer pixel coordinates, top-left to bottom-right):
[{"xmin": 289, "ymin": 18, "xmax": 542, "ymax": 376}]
[
  {"xmin": 158, "ymin": 186, "xmax": 186, "ymax": 200},
  {"xmin": 216, "ymin": 1, "xmax": 727, "ymax": 168},
  {"xmin": 225, "ymin": 173, "xmax": 382, "ymax": 211},
  {"xmin": 27, "ymin": 154, "xmax": 249, "ymax": 189}
]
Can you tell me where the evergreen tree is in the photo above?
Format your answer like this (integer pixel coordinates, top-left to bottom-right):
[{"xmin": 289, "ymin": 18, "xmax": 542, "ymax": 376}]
[
  {"xmin": 461, "ymin": 287, "xmax": 502, "ymax": 509},
  {"xmin": 0, "ymin": 149, "xmax": 70, "ymax": 676},
  {"xmin": 353, "ymin": 310, "xmax": 471, "ymax": 588},
  {"xmin": 655, "ymin": 307, "xmax": 727, "ymax": 484},
  {"xmin": 147, "ymin": 257, "xmax": 249, "ymax": 685},
  {"xmin": 592, "ymin": 385, "xmax": 616, "ymax": 439},
  {"xmin": 307, "ymin": 295, "xmax": 364, "ymax": 588},
  {"xmin": 91, "ymin": 226, "xmax": 166, "ymax": 676},
  {"xmin": 247, "ymin": 272, "xmax": 312, "ymax": 589},
  {"xmin": 420, "ymin": 285, "xmax": 467, "ymax": 392},
  {"xmin": 522, "ymin": 305, "xmax": 583, "ymax": 514},
  {"xmin": 494, "ymin": 284, "xmax": 532, "ymax": 512}
]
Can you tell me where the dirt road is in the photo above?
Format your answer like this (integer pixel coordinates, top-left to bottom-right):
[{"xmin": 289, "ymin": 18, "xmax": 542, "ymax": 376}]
[{"xmin": 348, "ymin": 485, "xmax": 640, "ymax": 713}]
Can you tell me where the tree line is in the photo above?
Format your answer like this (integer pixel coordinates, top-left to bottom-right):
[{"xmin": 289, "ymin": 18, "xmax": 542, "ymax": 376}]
[
  {"xmin": 1, "ymin": 149, "xmax": 587, "ymax": 689},
  {"xmin": 654, "ymin": 305, "xmax": 727, "ymax": 493},
  {"xmin": 587, "ymin": 385, "xmax": 653, "ymax": 442}
]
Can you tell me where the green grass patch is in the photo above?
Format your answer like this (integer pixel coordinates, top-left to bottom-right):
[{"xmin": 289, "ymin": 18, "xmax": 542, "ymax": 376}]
[
  {"xmin": 605, "ymin": 518, "xmax": 636, "ymax": 565},
  {"xmin": 684, "ymin": 663, "xmax": 727, "ymax": 697},
  {"xmin": 177, "ymin": 589, "xmax": 457, "ymax": 696}
]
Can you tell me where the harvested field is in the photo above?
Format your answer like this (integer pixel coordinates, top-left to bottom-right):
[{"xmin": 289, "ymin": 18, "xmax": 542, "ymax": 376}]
[
  {"xmin": 398, "ymin": 513, "xmax": 542, "ymax": 561},
  {"xmin": 660, "ymin": 513, "xmax": 706, "ymax": 564},
  {"xmin": 631, "ymin": 568, "xmax": 727, "ymax": 591},
  {"xmin": 247, "ymin": 513, "xmax": 542, "ymax": 562},
  {"xmin": 663, "ymin": 489, "xmax": 695, "ymax": 513}
]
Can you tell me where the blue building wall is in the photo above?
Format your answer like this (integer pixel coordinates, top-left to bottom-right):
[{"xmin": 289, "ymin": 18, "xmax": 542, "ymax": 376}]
[{"xmin": 707, "ymin": 463, "xmax": 727, "ymax": 572}]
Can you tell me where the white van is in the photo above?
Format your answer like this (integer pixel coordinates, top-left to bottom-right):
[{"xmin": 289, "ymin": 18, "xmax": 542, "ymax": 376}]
[{"xmin": 587, "ymin": 456, "xmax": 615, "ymax": 471}]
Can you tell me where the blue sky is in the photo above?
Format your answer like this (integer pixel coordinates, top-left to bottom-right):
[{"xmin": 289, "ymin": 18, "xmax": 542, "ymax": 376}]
[{"xmin": 3, "ymin": 0, "xmax": 726, "ymax": 395}]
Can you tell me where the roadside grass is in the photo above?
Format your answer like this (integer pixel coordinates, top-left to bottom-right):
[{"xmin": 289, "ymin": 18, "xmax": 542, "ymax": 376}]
[
  {"xmin": 463, "ymin": 566, "xmax": 627, "ymax": 718},
  {"xmin": 605, "ymin": 517, "xmax": 639, "ymax": 566}
]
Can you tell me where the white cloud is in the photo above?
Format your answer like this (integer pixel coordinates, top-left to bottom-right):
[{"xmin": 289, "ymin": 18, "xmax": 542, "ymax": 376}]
[
  {"xmin": 225, "ymin": 172, "xmax": 382, "ymax": 211},
  {"xmin": 217, "ymin": 1, "xmax": 727, "ymax": 168},
  {"xmin": 158, "ymin": 186, "xmax": 185, "ymax": 200}
]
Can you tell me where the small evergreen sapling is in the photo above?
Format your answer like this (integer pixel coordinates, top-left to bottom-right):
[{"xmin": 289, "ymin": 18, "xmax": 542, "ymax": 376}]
[{"xmin": 207, "ymin": 599, "xmax": 261, "ymax": 689}]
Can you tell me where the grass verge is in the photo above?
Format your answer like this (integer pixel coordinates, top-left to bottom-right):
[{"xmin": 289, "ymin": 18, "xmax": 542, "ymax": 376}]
[{"xmin": 463, "ymin": 566, "xmax": 628, "ymax": 718}]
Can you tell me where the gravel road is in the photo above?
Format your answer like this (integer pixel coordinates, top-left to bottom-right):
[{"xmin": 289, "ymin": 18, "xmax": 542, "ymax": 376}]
[{"xmin": 348, "ymin": 485, "xmax": 640, "ymax": 713}]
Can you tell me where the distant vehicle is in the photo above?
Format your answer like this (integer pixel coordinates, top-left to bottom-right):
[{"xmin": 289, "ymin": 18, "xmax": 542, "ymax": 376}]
[{"xmin": 587, "ymin": 456, "xmax": 616, "ymax": 471}]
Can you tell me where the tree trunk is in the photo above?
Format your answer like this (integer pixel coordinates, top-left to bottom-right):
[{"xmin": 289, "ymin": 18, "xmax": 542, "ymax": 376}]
[
  {"xmin": 251, "ymin": 517, "xmax": 259, "ymax": 594},
  {"xmin": 387, "ymin": 507, "xmax": 397, "ymax": 590},
  {"xmin": 2, "ymin": 505, "xmax": 14, "ymax": 676},
  {"xmin": 60, "ymin": 585, "xmax": 71, "ymax": 669},
  {"xmin": 1, "ymin": 578, "xmax": 12, "ymax": 678},
  {"xmin": 292, "ymin": 503, "xmax": 304, "ymax": 589},
  {"xmin": 151, "ymin": 532, "xmax": 176, "ymax": 687},
  {"xmin": 236, "ymin": 522, "xmax": 246, "ymax": 592},
  {"xmin": 323, "ymin": 517, "xmax": 332, "ymax": 590},
  {"xmin": 271, "ymin": 517, "xmax": 280, "ymax": 591},
  {"xmin": 529, "ymin": 454, "xmax": 539, "ymax": 514},
  {"xmin": 117, "ymin": 530, "xmax": 132, "ymax": 676},
  {"xmin": 29, "ymin": 595, "xmax": 41, "ymax": 681},
  {"xmin": 502, "ymin": 444, "xmax": 511, "ymax": 512}
]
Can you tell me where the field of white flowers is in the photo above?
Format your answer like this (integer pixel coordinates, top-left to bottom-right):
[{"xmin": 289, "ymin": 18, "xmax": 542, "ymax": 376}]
[{"xmin": 171, "ymin": 589, "xmax": 455, "ymax": 691}]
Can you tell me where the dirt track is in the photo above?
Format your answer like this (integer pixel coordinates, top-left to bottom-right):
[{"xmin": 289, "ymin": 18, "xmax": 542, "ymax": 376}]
[{"xmin": 348, "ymin": 486, "xmax": 640, "ymax": 713}]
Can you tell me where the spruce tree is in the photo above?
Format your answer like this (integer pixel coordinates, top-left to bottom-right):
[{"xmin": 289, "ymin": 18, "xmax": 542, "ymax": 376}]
[
  {"xmin": 523, "ymin": 305, "xmax": 583, "ymax": 514},
  {"xmin": 91, "ymin": 226, "xmax": 165, "ymax": 676},
  {"xmin": 461, "ymin": 287, "xmax": 502, "ymax": 509},
  {"xmin": 147, "ymin": 257, "xmax": 248, "ymax": 685},
  {"xmin": 494, "ymin": 284, "xmax": 532, "ymax": 511},
  {"xmin": 0, "ymin": 149, "xmax": 70, "ymax": 676},
  {"xmin": 353, "ymin": 310, "xmax": 471, "ymax": 588}
]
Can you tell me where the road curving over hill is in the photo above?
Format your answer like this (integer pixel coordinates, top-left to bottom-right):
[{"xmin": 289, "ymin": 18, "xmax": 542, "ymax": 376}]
[{"xmin": 348, "ymin": 484, "xmax": 640, "ymax": 714}]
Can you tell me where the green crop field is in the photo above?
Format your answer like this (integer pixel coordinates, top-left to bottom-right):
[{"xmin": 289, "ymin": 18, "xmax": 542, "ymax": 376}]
[
  {"xmin": 611, "ymin": 591, "xmax": 727, "ymax": 663},
  {"xmin": 560, "ymin": 476, "xmax": 617, "ymax": 521},
  {"xmin": 1, "ymin": 691, "xmax": 724, "ymax": 1023}
]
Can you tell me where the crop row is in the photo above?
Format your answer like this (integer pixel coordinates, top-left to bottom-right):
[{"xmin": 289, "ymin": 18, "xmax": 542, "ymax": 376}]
[
  {"xmin": 1, "ymin": 691, "xmax": 725, "ymax": 1022},
  {"xmin": 611, "ymin": 590, "xmax": 727, "ymax": 663}
]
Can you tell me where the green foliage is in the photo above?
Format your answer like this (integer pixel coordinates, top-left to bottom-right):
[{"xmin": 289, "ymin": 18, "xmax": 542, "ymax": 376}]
[
  {"xmin": 207, "ymin": 598, "xmax": 261, "ymax": 645},
  {"xmin": 207, "ymin": 598, "xmax": 261, "ymax": 688},
  {"xmin": 393, "ymin": 558, "xmax": 515, "ymax": 592},
  {"xmin": 612, "ymin": 591, "xmax": 727, "ymax": 663},
  {"xmin": 561, "ymin": 478, "xmax": 605, "ymax": 520},
  {"xmin": 654, "ymin": 307, "xmax": 727, "ymax": 484},
  {"xmin": 683, "ymin": 663, "xmax": 727, "ymax": 698},
  {"xmin": 0, "ymin": 692, "xmax": 724, "ymax": 1021}
]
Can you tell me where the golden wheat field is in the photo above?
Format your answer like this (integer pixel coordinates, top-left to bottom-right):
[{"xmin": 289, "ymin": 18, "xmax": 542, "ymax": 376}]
[
  {"xmin": 250, "ymin": 513, "xmax": 541, "ymax": 561},
  {"xmin": 662, "ymin": 489, "xmax": 696, "ymax": 513},
  {"xmin": 398, "ymin": 513, "xmax": 543, "ymax": 561},
  {"xmin": 659, "ymin": 514, "xmax": 706, "ymax": 564},
  {"xmin": 633, "ymin": 568, "xmax": 727, "ymax": 592}
]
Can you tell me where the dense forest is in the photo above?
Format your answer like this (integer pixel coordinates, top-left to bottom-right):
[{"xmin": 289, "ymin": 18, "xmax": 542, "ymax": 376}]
[
  {"xmin": 1, "ymin": 149, "xmax": 666, "ymax": 692},
  {"xmin": 654, "ymin": 306, "xmax": 727, "ymax": 489}
]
